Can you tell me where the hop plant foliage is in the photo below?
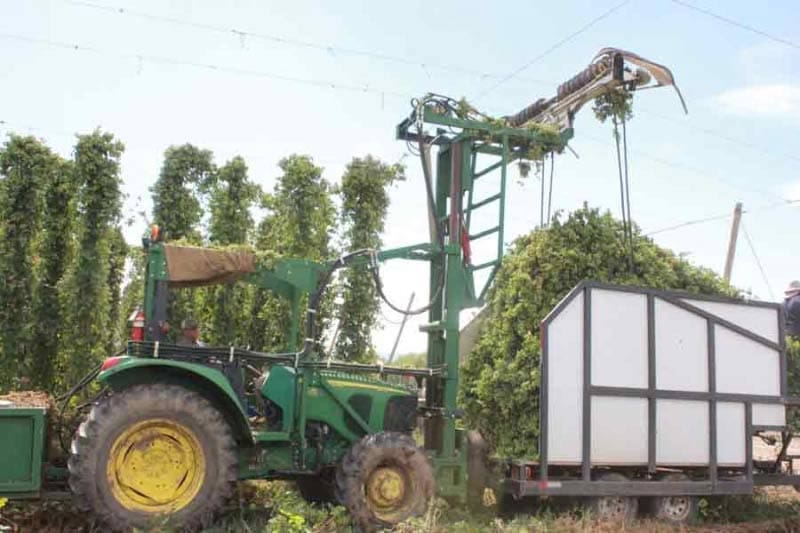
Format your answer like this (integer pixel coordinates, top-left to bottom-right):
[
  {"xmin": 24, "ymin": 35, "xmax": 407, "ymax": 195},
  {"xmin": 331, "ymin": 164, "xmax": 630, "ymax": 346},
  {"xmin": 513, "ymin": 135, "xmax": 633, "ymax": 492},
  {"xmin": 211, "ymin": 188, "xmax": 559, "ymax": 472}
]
[
  {"xmin": 0, "ymin": 136, "xmax": 61, "ymax": 386},
  {"xmin": 593, "ymin": 88, "xmax": 634, "ymax": 123},
  {"xmin": 105, "ymin": 228, "xmax": 128, "ymax": 353},
  {"xmin": 459, "ymin": 205, "xmax": 735, "ymax": 457},
  {"xmin": 150, "ymin": 144, "xmax": 215, "ymax": 242},
  {"xmin": 149, "ymin": 144, "xmax": 216, "ymax": 341},
  {"xmin": 335, "ymin": 156, "xmax": 404, "ymax": 363},
  {"xmin": 58, "ymin": 131, "xmax": 125, "ymax": 385},
  {"xmin": 249, "ymin": 155, "xmax": 336, "ymax": 352},
  {"xmin": 30, "ymin": 156, "xmax": 76, "ymax": 389},
  {"xmin": 205, "ymin": 156, "xmax": 260, "ymax": 346}
]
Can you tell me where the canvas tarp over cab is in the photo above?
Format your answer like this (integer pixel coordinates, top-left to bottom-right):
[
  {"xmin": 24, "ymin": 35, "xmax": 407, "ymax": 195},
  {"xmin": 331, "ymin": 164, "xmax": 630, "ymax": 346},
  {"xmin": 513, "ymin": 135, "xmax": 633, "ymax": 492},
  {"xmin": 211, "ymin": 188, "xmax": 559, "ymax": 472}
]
[{"xmin": 163, "ymin": 244, "xmax": 256, "ymax": 288}]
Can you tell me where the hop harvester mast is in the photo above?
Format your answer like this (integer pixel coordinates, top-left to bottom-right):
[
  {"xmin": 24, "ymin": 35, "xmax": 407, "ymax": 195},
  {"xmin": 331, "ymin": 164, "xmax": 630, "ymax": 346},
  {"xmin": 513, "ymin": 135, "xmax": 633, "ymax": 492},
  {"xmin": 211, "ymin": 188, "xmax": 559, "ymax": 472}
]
[{"xmin": 395, "ymin": 47, "xmax": 686, "ymax": 497}]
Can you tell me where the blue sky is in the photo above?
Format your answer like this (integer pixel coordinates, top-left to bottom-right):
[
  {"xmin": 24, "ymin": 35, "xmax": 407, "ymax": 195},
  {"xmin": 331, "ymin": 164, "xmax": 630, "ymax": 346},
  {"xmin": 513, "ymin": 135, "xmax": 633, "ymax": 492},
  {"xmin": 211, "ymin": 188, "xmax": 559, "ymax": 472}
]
[{"xmin": 1, "ymin": 0, "xmax": 798, "ymax": 356}]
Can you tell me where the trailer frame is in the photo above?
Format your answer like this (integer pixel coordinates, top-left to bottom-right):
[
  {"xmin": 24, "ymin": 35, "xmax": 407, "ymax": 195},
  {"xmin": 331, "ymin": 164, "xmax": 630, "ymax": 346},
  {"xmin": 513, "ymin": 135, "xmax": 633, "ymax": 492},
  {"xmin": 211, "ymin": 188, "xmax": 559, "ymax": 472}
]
[{"xmin": 507, "ymin": 280, "xmax": 800, "ymax": 499}]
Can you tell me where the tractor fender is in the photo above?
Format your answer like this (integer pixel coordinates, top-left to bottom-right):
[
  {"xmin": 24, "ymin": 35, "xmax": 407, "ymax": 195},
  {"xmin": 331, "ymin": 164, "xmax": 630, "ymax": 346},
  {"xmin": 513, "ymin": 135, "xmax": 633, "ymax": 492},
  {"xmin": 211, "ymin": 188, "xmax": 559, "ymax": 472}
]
[{"xmin": 98, "ymin": 357, "xmax": 253, "ymax": 444}]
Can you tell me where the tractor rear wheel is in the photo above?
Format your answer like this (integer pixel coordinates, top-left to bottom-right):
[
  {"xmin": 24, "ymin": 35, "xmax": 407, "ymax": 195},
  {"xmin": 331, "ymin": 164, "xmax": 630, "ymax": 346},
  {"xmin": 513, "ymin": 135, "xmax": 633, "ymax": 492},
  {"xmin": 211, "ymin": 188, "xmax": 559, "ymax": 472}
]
[
  {"xmin": 335, "ymin": 432, "xmax": 433, "ymax": 531},
  {"xmin": 68, "ymin": 384, "xmax": 237, "ymax": 531}
]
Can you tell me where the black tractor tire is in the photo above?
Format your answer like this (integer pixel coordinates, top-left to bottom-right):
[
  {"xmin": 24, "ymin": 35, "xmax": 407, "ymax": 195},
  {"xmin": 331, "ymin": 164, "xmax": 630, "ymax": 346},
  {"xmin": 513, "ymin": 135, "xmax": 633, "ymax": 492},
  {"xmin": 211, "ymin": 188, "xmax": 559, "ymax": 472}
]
[
  {"xmin": 648, "ymin": 472, "xmax": 698, "ymax": 524},
  {"xmin": 335, "ymin": 432, "xmax": 434, "ymax": 531},
  {"xmin": 296, "ymin": 468, "xmax": 337, "ymax": 504},
  {"xmin": 466, "ymin": 430, "xmax": 491, "ymax": 510},
  {"xmin": 68, "ymin": 384, "xmax": 238, "ymax": 531},
  {"xmin": 587, "ymin": 472, "xmax": 638, "ymax": 522}
]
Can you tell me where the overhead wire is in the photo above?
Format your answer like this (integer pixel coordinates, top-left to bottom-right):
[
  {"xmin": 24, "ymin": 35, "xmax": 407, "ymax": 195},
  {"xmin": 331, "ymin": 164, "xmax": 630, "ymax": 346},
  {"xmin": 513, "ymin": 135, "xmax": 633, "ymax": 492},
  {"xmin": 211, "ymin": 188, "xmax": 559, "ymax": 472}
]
[
  {"xmin": 671, "ymin": 0, "xmax": 800, "ymax": 51},
  {"xmin": 638, "ymin": 108, "xmax": 800, "ymax": 166},
  {"xmin": 646, "ymin": 211, "xmax": 732, "ymax": 236},
  {"xmin": 741, "ymin": 220, "xmax": 776, "ymax": 300},
  {"xmin": 2, "ymin": 15, "xmax": 795, "ymax": 250},
  {"xmin": 62, "ymin": 0, "xmax": 554, "ymax": 88},
  {"xmin": 7, "ymin": 2, "xmax": 795, "ymax": 315},
  {"xmin": 59, "ymin": 0, "xmax": 800, "ymax": 173},
  {"xmin": 3, "ymin": 111, "xmax": 792, "ymax": 247},
  {"xmin": 0, "ymin": 119, "xmax": 75, "ymax": 139},
  {"xmin": 0, "ymin": 32, "xmax": 413, "ymax": 100},
  {"xmin": 474, "ymin": 0, "xmax": 631, "ymax": 99},
  {"xmin": 645, "ymin": 199, "xmax": 800, "ymax": 236},
  {"xmin": 578, "ymin": 131, "xmax": 786, "ymax": 203},
  {"xmin": 12, "ymin": 6, "xmax": 800, "ymax": 186}
]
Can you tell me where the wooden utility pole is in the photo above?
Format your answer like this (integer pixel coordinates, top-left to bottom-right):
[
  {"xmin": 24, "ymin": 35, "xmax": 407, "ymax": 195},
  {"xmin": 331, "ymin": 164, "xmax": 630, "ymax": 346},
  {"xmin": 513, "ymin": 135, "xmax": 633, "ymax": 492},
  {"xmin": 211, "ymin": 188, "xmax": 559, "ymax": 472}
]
[{"xmin": 723, "ymin": 202, "xmax": 743, "ymax": 282}]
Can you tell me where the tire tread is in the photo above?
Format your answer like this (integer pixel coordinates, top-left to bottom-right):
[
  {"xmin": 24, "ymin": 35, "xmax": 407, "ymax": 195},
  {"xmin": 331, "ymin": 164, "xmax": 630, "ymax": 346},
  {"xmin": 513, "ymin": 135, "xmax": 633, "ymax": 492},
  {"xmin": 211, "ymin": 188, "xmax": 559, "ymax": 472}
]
[{"xmin": 68, "ymin": 383, "xmax": 237, "ymax": 531}]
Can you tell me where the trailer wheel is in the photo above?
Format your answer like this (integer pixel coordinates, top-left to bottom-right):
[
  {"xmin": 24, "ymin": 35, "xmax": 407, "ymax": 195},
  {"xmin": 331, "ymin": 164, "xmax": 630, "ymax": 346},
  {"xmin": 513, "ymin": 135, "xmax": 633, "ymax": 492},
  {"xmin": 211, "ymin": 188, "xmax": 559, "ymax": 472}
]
[
  {"xmin": 335, "ymin": 432, "xmax": 433, "ymax": 530},
  {"xmin": 649, "ymin": 472, "xmax": 697, "ymax": 524},
  {"xmin": 587, "ymin": 472, "xmax": 638, "ymax": 522},
  {"xmin": 68, "ymin": 384, "xmax": 237, "ymax": 531}
]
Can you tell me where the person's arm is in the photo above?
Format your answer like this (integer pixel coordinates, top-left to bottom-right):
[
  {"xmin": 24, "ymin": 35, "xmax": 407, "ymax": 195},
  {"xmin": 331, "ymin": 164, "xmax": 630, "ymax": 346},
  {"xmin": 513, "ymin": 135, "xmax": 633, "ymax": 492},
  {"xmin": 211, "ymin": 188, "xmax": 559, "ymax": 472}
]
[{"xmin": 789, "ymin": 297, "xmax": 800, "ymax": 321}]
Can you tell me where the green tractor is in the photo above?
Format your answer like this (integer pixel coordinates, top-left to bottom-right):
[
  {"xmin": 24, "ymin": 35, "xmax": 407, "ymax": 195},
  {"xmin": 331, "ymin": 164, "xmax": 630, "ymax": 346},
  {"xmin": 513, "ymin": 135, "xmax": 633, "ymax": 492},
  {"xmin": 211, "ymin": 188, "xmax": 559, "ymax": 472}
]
[
  {"xmin": 0, "ymin": 48, "xmax": 686, "ymax": 530},
  {"xmin": 68, "ymin": 240, "xmax": 439, "ymax": 530}
]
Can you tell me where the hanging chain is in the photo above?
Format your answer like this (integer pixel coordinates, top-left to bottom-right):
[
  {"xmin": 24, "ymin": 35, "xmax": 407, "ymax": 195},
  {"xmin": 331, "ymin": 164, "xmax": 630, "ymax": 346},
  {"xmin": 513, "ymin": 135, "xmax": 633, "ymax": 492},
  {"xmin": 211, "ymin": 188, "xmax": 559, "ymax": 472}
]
[
  {"xmin": 613, "ymin": 116, "xmax": 635, "ymax": 271},
  {"xmin": 546, "ymin": 152, "xmax": 555, "ymax": 224}
]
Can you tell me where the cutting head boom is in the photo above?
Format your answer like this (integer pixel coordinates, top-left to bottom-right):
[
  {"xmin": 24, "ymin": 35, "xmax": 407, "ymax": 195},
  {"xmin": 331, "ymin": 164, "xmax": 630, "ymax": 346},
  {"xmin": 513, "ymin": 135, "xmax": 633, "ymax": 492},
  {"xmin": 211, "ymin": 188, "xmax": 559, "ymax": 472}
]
[{"xmin": 505, "ymin": 47, "xmax": 687, "ymax": 129}]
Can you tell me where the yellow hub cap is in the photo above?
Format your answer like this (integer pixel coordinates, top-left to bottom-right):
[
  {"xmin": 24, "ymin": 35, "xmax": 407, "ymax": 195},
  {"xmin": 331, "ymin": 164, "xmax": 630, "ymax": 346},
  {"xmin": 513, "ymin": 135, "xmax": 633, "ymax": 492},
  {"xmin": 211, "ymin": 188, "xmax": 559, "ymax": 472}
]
[
  {"xmin": 107, "ymin": 419, "xmax": 205, "ymax": 514},
  {"xmin": 366, "ymin": 466, "xmax": 410, "ymax": 521}
]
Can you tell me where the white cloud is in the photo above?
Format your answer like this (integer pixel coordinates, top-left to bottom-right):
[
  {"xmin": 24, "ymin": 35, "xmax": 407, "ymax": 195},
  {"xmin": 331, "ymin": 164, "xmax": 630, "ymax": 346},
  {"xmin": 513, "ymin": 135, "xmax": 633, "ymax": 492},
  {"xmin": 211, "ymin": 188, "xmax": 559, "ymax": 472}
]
[
  {"xmin": 783, "ymin": 181, "xmax": 800, "ymax": 202},
  {"xmin": 714, "ymin": 84, "xmax": 800, "ymax": 120}
]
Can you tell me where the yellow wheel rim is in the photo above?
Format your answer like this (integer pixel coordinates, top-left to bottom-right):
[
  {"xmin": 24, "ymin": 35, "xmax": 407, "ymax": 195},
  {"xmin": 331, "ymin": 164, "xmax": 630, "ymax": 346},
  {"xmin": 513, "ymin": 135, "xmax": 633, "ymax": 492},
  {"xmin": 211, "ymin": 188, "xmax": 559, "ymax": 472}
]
[
  {"xmin": 107, "ymin": 419, "xmax": 205, "ymax": 514},
  {"xmin": 365, "ymin": 466, "xmax": 412, "ymax": 522}
]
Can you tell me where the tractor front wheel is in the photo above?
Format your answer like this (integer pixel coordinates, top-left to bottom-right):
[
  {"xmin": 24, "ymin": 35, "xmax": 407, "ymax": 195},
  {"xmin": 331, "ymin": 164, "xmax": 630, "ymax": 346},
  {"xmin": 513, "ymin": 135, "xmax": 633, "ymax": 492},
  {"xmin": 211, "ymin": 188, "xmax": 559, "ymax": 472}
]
[
  {"xmin": 335, "ymin": 432, "xmax": 433, "ymax": 531},
  {"xmin": 68, "ymin": 384, "xmax": 238, "ymax": 531}
]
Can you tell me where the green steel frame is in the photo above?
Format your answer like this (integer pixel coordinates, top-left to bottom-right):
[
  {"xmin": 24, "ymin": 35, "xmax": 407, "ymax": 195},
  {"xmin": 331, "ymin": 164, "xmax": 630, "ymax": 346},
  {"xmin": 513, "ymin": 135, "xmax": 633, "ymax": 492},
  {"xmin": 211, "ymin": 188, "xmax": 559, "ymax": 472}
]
[{"xmin": 397, "ymin": 99, "xmax": 573, "ymax": 497}]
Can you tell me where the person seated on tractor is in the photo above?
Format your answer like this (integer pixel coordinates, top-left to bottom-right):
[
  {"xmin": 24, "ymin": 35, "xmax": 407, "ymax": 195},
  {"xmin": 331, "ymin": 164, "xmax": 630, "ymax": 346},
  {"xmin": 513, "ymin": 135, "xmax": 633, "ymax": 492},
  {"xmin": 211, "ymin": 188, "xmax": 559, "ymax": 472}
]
[{"xmin": 177, "ymin": 317, "xmax": 206, "ymax": 347}]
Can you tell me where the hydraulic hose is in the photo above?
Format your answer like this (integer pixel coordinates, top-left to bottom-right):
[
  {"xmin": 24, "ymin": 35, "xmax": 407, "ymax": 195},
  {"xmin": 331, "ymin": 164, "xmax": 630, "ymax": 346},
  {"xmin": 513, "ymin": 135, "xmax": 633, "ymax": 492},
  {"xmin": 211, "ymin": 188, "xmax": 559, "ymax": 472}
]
[
  {"xmin": 301, "ymin": 249, "xmax": 374, "ymax": 357},
  {"xmin": 369, "ymin": 256, "xmax": 444, "ymax": 316},
  {"xmin": 56, "ymin": 360, "xmax": 106, "ymax": 453}
]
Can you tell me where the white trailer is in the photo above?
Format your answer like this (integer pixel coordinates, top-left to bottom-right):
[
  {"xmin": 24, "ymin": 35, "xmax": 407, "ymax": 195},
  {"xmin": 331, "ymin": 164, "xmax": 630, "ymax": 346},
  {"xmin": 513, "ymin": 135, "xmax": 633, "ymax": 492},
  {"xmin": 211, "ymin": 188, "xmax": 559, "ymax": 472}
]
[{"xmin": 504, "ymin": 281, "xmax": 800, "ymax": 523}]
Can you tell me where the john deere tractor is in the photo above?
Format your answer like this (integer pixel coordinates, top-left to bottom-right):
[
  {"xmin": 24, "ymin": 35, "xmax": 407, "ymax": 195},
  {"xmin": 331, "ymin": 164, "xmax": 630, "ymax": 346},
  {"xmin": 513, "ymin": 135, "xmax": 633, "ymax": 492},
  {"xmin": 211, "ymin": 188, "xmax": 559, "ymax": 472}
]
[
  {"xmin": 67, "ymin": 241, "xmax": 438, "ymax": 530},
  {"xmin": 0, "ymin": 48, "xmax": 685, "ymax": 530}
]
